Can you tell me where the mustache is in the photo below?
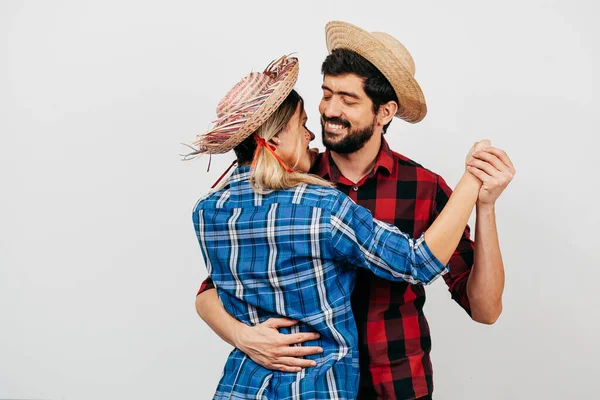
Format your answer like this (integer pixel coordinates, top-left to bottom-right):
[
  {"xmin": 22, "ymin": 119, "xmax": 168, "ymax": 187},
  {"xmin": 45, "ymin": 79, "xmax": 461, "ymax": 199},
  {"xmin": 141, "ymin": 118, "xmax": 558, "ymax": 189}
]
[{"xmin": 321, "ymin": 115, "xmax": 351, "ymax": 128}]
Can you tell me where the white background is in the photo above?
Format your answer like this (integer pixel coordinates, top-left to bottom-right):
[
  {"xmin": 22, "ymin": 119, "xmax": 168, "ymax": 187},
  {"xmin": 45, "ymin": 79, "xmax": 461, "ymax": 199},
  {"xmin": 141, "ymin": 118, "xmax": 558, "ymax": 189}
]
[{"xmin": 1, "ymin": 0, "xmax": 598, "ymax": 399}]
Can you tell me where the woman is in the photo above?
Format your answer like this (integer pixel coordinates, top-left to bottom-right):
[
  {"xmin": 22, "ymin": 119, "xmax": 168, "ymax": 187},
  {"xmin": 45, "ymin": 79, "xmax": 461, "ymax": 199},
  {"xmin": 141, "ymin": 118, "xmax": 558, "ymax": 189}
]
[{"xmin": 189, "ymin": 56, "xmax": 485, "ymax": 399}]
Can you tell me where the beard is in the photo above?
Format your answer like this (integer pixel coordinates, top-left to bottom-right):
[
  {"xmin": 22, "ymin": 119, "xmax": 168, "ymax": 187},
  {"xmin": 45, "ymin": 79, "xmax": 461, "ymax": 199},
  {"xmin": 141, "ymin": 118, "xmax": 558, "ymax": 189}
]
[{"xmin": 320, "ymin": 115, "xmax": 377, "ymax": 154}]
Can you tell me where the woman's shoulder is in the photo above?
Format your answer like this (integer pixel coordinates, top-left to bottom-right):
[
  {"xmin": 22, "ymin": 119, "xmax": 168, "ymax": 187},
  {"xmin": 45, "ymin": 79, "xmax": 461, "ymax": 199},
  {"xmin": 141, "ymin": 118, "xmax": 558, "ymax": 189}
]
[
  {"xmin": 192, "ymin": 186, "xmax": 229, "ymax": 213},
  {"xmin": 285, "ymin": 183, "xmax": 348, "ymax": 209}
]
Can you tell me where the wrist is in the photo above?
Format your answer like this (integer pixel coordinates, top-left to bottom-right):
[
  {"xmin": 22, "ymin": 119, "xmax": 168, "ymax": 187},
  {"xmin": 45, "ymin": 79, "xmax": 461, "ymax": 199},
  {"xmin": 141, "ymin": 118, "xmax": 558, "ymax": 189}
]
[
  {"xmin": 460, "ymin": 171, "xmax": 482, "ymax": 188},
  {"xmin": 476, "ymin": 201, "xmax": 496, "ymax": 214},
  {"xmin": 231, "ymin": 321, "xmax": 250, "ymax": 350}
]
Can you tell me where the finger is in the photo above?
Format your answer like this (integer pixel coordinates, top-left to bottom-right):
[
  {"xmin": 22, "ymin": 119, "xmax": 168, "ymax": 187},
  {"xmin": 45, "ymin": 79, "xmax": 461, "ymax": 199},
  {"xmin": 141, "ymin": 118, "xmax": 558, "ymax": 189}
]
[
  {"xmin": 277, "ymin": 357, "xmax": 318, "ymax": 369},
  {"xmin": 280, "ymin": 345, "xmax": 324, "ymax": 357},
  {"xmin": 271, "ymin": 364, "xmax": 303, "ymax": 373},
  {"xmin": 282, "ymin": 332, "xmax": 321, "ymax": 345},
  {"xmin": 472, "ymin": 151, "xmax": 506, "ymax": 172},
  {"xmin": 483, "ymin": 147, "xmax": 515, "ymax": 172},
  {"xmin": 468, "ymin": 142, "xmax": 477, "ymax": 154},
  {"xmin": 467, "ymin": 166, "xmax": 492, "ymax": 183},
  {"xmin": 473, "ymin": 139, "xmax": 492, "ymax": 153},
  {"xmin": 467, "ymin": 159, "xmax": 499, "ymax": 177},
  {"xmin": 265, "ymin": 317, "xmax": 299, "ymax": 329}
]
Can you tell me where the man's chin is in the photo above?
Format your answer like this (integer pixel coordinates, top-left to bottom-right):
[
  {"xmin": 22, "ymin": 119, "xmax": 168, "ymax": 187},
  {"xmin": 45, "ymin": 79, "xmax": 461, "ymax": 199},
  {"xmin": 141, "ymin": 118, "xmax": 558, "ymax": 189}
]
[
  {"xmin": 323, "ymin": 129, "xmax": 347, "ymax": 138},
  {"xmin": 322, "ymin": 131, "xmax": 345, "ymax": 147}
]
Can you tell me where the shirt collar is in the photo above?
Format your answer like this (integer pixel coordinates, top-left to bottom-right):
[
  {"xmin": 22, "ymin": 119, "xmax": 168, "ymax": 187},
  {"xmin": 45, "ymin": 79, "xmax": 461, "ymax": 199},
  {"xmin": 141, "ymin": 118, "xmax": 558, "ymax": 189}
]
[
  {"xmin": 226, "ymin": 165, "xmax": 251, "ymax": 185},
  {"xmin": 315, "ymin": 137, "xmax": 395, "ymax": 183}
]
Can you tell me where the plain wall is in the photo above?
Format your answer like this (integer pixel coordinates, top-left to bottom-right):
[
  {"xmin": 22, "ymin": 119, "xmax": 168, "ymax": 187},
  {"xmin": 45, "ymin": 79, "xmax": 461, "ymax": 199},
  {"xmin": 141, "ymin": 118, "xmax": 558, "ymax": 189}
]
[{"xmin": 1, "ymin": 0, "xmax": 598, "ymax": 398}]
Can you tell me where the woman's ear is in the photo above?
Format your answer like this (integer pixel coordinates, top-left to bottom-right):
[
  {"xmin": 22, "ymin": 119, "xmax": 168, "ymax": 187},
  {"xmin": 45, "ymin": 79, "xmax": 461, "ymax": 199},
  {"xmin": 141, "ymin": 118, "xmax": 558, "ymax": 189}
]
[
  {"xmin": 377, "ymin": 100, "xmax": 398, "ymax": 126},
  {"xmin": 269, "ymin": 136, "xmax": 281, "ymax": 147}
]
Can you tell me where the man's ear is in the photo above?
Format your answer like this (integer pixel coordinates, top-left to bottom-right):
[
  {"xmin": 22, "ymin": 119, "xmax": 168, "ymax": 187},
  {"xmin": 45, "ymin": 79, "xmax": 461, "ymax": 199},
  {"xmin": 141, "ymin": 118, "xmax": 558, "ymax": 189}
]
[{"xmin": 377, "ymin": 101, "xmax": 398, "ymax": 126}]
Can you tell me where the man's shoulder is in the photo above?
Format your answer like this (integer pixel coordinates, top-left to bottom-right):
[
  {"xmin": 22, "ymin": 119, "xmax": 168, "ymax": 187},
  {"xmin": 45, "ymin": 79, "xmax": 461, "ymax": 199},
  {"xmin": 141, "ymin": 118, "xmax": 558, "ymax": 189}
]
[{"xmin": 388, "ymin": 149, "xmax": 442, "ymax": 183}]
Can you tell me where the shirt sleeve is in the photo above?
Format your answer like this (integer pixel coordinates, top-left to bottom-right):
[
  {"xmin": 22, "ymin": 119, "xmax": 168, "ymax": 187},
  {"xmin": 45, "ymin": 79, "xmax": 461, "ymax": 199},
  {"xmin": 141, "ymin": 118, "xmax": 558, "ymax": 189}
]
[
  {"xmin": 432, "ymin": 175, "xmax": 475, "ymax": 315},
  {"xmin": 197, "ymin": 276, "xmax": 215, "ymax": 296},
  {"xmin": 329, "ymin": 193, "xmax": 449, "ymax": 285},
  {"xmin": 193, "ymin": 201, "xmax": 216, "ymax": 296}
]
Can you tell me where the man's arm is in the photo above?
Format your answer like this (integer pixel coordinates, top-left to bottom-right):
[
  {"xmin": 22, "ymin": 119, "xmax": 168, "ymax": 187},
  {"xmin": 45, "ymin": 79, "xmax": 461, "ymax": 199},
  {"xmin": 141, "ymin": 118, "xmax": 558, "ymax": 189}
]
[
  {"xmin": 466, "ymin": 204, "xmax": 504, "ymax": 324},
  {"xmin": 464, "ymin": 147, "xmax": 515, "ymax": 324},
  {"xmin": 436, "ymin": 145, "xmax": 514, "ymax": 324},
  {"xmin": 195, "ymin": 286, "xmax": 323, "ymax": 372}
]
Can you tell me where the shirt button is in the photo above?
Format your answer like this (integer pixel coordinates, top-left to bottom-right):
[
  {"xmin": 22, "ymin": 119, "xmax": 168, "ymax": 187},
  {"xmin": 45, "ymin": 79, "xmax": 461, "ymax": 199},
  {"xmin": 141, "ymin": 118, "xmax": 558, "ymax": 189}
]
[{"xmin": 352, "ymin": 186, "xmax": 358, "ymax": 191}]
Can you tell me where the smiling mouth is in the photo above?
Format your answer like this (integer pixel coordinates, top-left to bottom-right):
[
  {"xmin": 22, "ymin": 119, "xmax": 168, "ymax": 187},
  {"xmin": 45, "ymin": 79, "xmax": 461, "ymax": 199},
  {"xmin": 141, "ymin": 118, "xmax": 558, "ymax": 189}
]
[{"xmin": 324, "ymin": 121, "xmax": 348, "ymax": 134}]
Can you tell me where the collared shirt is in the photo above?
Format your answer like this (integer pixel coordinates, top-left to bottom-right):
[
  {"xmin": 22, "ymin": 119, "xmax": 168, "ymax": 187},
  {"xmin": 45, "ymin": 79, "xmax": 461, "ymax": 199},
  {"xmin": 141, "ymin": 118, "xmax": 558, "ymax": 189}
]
[
  {"xmin": 198, "ymin": 138, "xmax": 475, "ymax": 399},
  {"xmin": 193, "ymin": 165, "xmax": 448, "ymax": 399},
  {"xmin": 315, "ymin": 139, "xmax": 474, "ymax": 400}
]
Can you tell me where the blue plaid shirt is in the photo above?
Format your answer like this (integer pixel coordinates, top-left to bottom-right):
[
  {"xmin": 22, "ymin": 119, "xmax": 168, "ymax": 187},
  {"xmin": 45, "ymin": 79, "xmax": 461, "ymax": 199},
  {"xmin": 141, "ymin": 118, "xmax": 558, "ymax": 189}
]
[{"xmin": 193, "ymin": 166, "xmax": 448, "ymax": 399}]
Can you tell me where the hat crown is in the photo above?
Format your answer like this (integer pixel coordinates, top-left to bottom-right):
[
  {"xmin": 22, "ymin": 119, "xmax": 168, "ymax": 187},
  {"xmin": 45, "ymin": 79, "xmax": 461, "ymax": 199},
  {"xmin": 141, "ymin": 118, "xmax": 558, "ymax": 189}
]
[
  {"xmin": 371, "ymin": 32, "xmax": 416, "ymax": 76},
  {"xmin": 324, "ymin": 20, "xmax": 426, "ymax": 123},
  {"xmin": 216, "ymin": 73, "xmax": 272, "ymax": 118}
]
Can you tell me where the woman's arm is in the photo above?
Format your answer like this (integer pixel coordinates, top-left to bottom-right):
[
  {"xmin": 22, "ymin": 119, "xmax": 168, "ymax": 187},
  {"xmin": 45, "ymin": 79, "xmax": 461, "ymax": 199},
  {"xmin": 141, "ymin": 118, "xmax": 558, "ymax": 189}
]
[
  {"xmin": 330, "ymin": 142, "xmax": 491, "ymax": 283},
  {"xmin": 423, "ymin": 172, "xmax": 481, "ymax": 265}
]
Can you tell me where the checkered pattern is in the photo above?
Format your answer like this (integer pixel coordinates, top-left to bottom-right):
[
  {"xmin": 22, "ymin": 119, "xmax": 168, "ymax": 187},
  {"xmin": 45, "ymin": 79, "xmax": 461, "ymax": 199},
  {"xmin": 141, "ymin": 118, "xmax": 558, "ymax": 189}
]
[
  {"xmin": 198, "ymin": 139, "xmax": 475, "ymax": 399},
  {"xmin": 193, "ymin": 165, "xmax": 448, "ymax": 399},
  {"xmin": 316, "ymin": 139, "xmax": 475, "ymax": 400}
]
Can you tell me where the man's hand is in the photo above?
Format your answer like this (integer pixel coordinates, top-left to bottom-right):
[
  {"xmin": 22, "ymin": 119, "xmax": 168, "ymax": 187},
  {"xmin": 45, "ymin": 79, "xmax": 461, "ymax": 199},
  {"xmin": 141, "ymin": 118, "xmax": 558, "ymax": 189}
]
[
  {"xmin": 234, "ymin": 318, "xmax": 324, "ymax": 373},
  {"xmin": 467, "ymin": 147, "xmax": 516, "ymax": 206}
]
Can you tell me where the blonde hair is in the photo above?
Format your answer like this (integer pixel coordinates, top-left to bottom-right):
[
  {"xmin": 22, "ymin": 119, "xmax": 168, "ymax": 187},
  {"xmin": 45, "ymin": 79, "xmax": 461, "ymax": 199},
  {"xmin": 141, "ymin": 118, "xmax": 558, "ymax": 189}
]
[{"xmin": 240, "ymin": 90, "xmax": 334, "ymax": 194}]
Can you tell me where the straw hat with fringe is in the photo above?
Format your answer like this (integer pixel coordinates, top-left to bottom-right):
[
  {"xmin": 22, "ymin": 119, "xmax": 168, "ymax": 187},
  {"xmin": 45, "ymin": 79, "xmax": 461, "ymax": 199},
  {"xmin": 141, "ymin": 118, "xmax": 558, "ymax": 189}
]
[
  {"xmin": 186, "ymin": 55, "xmax": 299, "ymax": 158},
  {"xmin": 325, "ymin": 21, "xmax": 427, "ymax": 123}
]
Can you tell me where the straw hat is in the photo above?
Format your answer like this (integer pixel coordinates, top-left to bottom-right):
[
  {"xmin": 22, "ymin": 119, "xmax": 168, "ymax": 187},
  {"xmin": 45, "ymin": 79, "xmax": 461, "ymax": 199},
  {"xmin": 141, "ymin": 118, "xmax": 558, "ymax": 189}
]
[
  {"xmin": 325, "ymin": 21, "xmax": 427, "ymax": 123},
  {"xmin": 189, "ymin": 56, "xmax": 299, "ymax": 156}
]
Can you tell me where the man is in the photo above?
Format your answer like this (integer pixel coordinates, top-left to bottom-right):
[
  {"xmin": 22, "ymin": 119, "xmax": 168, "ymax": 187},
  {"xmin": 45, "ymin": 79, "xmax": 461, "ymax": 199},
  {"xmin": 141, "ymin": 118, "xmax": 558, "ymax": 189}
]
[{"xmin": 195, "ymin": 21, "xmax": 515, "ymax": 399}]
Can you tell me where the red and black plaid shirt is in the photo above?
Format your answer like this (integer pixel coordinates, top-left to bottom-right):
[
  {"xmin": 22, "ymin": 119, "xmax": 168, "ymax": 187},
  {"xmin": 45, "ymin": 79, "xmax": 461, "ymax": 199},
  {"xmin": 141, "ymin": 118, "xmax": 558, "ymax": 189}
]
[{"xmin": 198, "ymin": 138, "xmax": 475, "ymax": 399}]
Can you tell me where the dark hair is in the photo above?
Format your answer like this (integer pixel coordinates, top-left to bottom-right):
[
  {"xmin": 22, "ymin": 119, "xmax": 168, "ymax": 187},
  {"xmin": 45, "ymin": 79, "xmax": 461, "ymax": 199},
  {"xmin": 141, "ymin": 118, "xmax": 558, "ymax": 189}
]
[
  {"xmin": 321, "ymin": 48, "xmax": 398, "ymax": 133},
  {"xmin": 233, "ymin": 89, "xmax": 304, "ymax": 164}
]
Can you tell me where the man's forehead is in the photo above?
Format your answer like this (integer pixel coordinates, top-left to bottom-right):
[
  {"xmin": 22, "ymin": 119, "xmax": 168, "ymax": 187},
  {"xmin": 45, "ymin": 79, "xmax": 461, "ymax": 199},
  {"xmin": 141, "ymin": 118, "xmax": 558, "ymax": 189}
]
[{"xmin": 322, "ymin": 73, "xmax": 365, "ymax": 94}]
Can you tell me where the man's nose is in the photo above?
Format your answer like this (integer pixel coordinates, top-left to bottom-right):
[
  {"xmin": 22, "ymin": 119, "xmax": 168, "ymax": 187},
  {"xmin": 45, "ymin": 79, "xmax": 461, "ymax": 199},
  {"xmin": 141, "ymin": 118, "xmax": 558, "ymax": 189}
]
[{"xmin": 322, "ymin": 97, "xmax": 342, "ymax": 118}]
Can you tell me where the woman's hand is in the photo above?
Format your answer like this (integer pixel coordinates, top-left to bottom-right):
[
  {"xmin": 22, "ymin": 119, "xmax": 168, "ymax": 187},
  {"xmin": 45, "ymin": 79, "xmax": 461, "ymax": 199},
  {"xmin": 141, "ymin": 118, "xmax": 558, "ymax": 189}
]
[{"xmin": 465, "ymin": 139, "xmax": 492, "ymax": 172}]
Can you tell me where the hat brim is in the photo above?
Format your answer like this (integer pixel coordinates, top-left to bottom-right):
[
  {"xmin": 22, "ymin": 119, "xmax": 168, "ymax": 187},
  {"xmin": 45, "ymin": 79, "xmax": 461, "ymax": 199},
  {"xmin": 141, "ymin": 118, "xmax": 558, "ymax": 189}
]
[
  {"xmin": 325, "ymin": 21, "xmax": 426, "ymax": 123},
  {"xmin": 200, "ymin": 58, "xmax": 299, "ymax": 155}
]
